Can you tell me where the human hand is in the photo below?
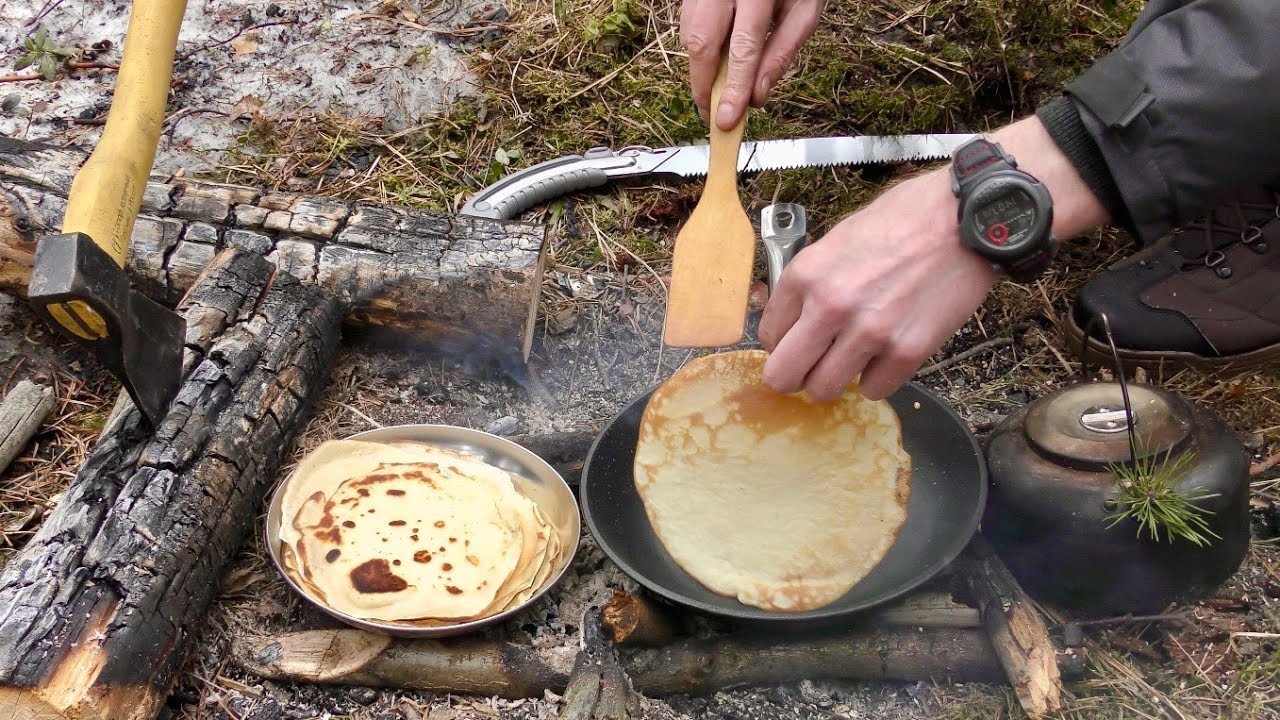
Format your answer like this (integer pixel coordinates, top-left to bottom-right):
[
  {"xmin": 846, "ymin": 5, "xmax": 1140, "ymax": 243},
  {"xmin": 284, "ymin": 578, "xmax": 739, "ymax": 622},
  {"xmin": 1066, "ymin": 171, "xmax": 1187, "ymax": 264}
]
[
  {"xmin": 757, "ymin": 170, "xmax": 999, "ymax": 402},
  {"xmin": 680, "ymin": 0, "xmax": 823, "ymax": 130}
]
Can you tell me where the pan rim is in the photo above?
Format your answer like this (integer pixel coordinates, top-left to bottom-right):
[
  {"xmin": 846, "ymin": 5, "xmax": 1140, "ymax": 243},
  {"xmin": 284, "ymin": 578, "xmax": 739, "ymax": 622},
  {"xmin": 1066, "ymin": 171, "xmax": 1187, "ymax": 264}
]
[{"xmin": 580, "ymin": 379, "xmax": 988, "ymax": 622}]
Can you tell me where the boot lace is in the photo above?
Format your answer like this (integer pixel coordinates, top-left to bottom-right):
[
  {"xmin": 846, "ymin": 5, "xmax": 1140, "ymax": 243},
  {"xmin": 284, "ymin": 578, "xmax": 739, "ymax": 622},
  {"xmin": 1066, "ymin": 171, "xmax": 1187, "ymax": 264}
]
[{"xmin": 1169, "ymin": 189, "xmax": 1279, "ymax": 278}]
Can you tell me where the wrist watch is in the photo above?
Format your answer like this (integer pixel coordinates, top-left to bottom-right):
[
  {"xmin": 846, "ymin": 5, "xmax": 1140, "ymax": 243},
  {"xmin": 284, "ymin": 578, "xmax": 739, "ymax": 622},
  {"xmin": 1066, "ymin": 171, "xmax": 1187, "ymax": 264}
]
[{"xmin": 949, "ymin": 137, "xmax": 1056, "ymax": 283}]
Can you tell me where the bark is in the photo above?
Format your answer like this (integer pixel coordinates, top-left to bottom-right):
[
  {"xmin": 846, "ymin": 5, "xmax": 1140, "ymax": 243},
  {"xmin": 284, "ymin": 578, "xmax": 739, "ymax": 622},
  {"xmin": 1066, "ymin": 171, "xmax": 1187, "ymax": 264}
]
[
  {"xmin": 0, "ymin": 136, "xmax": 548, "ymax": 364},
  {"xmin": 234, "ymin": 625, "xmax": 1012, "ymax": 699},
  {"xmin": 958, "ymin": 535, "xmax": 1065, "ymax": 719},
  {"xmin": 560, "ymin": 608, "xmax": 642, "ymax": 720},
  {"xmin": 0, "ymin": 379, "xmax": 55, "ymax": 474},
  {"xmin": 600, "ymin": 590, "xmax": 683, "ymax": 647},
  {"xmin": 0, "ymin": 248, "xmax": 343, "ymax": 720}
]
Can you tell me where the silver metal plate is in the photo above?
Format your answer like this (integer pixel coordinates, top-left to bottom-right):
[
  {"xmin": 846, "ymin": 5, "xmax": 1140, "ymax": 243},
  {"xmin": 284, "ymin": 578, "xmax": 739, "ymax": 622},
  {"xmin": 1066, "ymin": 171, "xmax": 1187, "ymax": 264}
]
[{"xmin": 264, "ymin": 424, "xmax": 581, "ymax": 638}]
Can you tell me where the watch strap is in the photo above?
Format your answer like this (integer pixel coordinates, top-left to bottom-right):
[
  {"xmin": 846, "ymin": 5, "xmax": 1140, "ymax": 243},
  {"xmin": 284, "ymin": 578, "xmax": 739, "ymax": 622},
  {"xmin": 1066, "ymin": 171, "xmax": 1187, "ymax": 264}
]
[
  {"xmin": 951, "ymin": 138, "xmax": 1014, "ymax": 191},
  {"xmin": 1000, "ymin": 239, "xmax": 1058, "ymax": 283}
]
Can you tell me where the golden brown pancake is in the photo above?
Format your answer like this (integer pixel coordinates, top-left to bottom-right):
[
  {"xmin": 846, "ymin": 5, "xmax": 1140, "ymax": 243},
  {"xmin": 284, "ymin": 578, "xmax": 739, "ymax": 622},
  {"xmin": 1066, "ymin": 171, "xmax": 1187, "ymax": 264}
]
[{"xmin": 633, "ymin": 349, "xmax": 911, "ymax": 612}]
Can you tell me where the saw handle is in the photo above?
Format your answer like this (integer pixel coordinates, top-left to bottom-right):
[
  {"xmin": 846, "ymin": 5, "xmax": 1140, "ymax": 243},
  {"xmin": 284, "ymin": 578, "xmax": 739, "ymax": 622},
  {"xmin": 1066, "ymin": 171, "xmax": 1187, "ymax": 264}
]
[
  {"xmin": 460, "ymin": 155, "xmax": 610, "ymax": 220},
  {"xmin": 60, "ymin": 0, "xmax": 188, "ymax": 268}
]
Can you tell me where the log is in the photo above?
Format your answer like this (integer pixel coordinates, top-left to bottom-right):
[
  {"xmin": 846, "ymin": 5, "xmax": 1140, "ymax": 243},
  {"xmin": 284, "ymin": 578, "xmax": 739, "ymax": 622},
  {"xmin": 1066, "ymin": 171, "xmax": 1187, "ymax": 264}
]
[
  {"xmin": 0, "ymin": 248, "xmax": 343, "ymax": 720},
  {"xmin": 507, "ymin": 429, "xmax": 598, "ymax": 486},
  {"xmin": 560, "ymin": 608, "xmax": 642, "ymax": 720},
  {"xmin": 601, "ymin": 590, "xmax": 682, "ymax": 647},
  {"xmin": 862, "ymin": 590, "xmax": 983, "ymax": 629},
  {"xmin": 0, "ymin": 379, "xmax": 55, "ymax": 475},
  {"xmin": 234, "ymin": 624, "xmax": 1015, "ymax": 698},
  {"xmin": 0, "ymin": 136, "xmax": 548, "ymax": 366},
  {"xmin": 958, "ymin": 534, "xmax": 1065, "ymax": 719}
]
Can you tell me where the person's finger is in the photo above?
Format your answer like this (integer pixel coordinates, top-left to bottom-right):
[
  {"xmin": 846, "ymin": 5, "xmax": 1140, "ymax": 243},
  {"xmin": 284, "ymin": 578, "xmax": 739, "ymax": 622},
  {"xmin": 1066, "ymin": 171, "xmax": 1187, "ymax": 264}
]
[
  {"xmin": 716, "ymin": 1, "xmax": 773, "ymax": 130},
  {"xmin": 680, "ymin": 0, "xmax": 734, "ymax": 121},
  {"xmin": 856, "ymin": 331, "xmax": 931, "ymax": 401},
  {"xmin": 756, "ymin": 269, "xmax": 806, "ymax": 351},
  {"xmin": 761, "ymin": 309, "xmax": 838, "ymax": 395},
  {"xmin": 751, "ymin": 0, "xmax": 820, "ymax": 107},
  {"xmin": 800, "ymin": 328, "xmax": 876, "ymax": 403}
]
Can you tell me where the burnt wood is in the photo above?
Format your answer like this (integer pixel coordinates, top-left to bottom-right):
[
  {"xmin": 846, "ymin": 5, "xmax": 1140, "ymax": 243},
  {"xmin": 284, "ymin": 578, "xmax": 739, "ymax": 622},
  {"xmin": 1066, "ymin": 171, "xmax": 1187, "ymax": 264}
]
[
  {"xmin": 234, "ymin": 624, "xmax": 1015, "ymax": 698},
  {"xmin": 0, "ymin": 136, "xmax": 548, "ymax": 364},
  {"xmin": 958, "ymin": 534, "xmax": 1066, "ymax": 719},
  {"xmin": 560, "ymin": 607, "xmax": 643, "ymax": 720},
  {"xmin": 0, "ymin": 249, "xmax": 343, "ymax": 720}
]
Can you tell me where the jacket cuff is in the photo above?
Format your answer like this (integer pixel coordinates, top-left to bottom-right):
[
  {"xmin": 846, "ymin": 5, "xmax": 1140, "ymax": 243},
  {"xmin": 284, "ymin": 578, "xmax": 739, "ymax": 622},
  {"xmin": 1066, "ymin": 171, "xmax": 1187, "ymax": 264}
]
[{"xmin": 1035, "ymin": 95, "xmax": 1132, "ymax": 232}]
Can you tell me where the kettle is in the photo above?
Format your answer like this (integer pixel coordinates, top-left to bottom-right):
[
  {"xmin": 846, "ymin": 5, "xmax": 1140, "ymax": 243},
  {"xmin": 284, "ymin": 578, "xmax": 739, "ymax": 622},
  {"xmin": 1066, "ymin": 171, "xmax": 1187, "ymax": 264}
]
[{"xmin": 981, "ymin": 315, "xmax": 1252, "ymax": 617}]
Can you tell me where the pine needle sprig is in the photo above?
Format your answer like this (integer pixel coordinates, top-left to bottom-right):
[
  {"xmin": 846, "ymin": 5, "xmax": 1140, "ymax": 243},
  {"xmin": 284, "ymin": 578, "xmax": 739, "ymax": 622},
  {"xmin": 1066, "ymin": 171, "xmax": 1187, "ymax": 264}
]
[{"xmin": 1104, "ymin": 446, "xmax": 1221, "ymax": 547}]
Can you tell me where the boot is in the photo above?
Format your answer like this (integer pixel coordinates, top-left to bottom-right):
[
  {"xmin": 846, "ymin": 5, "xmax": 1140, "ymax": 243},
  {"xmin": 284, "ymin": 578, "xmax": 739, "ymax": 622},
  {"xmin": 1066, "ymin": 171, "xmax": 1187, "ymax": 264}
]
[{"xmin": 1063, "ymin": 186, "xmax": 1280, "ymax": 373}]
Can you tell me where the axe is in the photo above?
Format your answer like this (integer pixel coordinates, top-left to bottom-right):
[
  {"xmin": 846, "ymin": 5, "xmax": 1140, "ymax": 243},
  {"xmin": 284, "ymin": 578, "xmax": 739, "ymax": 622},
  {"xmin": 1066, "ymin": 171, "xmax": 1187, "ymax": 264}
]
[{"xmin": 28, "ymin": 0, "xmax": 189, "ymax": 428}]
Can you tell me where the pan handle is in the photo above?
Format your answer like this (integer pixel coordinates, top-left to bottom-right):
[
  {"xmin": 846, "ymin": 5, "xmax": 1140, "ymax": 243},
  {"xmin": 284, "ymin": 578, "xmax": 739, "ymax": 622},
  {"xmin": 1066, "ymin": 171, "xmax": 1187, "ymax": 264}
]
[{"xmin": 760, "ymin": 203, "xmax": 807, "ymax": 292}]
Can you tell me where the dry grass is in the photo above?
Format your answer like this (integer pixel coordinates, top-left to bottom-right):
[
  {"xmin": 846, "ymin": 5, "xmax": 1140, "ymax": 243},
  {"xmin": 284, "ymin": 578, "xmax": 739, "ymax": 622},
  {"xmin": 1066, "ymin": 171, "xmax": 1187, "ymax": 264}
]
[{"xmin": 0, "ymin": 367, "xmax": 113, "ymax": 565}]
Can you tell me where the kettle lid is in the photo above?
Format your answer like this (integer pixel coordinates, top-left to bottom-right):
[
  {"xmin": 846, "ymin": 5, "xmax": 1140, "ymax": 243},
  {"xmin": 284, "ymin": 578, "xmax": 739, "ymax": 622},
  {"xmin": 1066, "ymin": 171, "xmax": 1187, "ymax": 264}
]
[{"xmin": 1023, "ymin": 381, "xmax": 1193, "ymax": 468}]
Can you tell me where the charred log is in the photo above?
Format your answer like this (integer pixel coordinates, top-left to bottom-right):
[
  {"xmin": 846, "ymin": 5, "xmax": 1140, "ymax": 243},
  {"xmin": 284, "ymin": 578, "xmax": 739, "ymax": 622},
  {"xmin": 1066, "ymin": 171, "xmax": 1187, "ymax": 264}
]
[
  {"xmin": 0, "ymin": 136, "xmax": 547, "ymax": 365},
  {"xmin": 0, "ymin": 249, "xmax": 342, "ymax": 720},
  {"xmin": 958, "ymin": 534, "xmax": 1066, "ymax": 719},
  {"xmin": 560, "ymin": 607, "xmax": 643, "ymax": 720},
  {"xmin": 234, "ymin": 624, "xmax": 1017, "ymax": 699}
]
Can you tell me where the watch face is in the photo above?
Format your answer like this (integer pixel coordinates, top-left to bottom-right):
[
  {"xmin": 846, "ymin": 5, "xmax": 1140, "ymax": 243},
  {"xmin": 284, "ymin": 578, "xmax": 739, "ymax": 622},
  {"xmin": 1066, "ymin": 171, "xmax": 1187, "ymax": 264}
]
[{"xmin": 972, "ymin": 186, "xmax": 1040, "ymax": 250}]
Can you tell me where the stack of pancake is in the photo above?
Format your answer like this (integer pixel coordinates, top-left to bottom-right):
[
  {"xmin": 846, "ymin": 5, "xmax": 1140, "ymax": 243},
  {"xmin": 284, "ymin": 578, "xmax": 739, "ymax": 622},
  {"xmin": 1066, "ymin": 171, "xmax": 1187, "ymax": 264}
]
[{"xmin": 277, "ymin": 439, "xmax": 559, "ymax": 626}]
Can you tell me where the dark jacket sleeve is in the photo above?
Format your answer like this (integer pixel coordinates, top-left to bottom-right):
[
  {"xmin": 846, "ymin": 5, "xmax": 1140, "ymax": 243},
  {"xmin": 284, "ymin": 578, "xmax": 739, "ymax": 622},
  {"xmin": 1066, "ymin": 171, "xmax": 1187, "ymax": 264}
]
[{"xmin": 1035, "ymin": 0, "xmax": 1280, "ymax": 243}]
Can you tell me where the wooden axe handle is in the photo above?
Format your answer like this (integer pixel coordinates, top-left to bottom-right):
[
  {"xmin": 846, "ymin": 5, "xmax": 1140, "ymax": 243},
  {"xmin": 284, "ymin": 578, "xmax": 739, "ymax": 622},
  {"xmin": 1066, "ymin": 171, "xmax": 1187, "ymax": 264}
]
[{"xmin": 61, "ymin": 0, "xmax": 189, "ymax": 268}]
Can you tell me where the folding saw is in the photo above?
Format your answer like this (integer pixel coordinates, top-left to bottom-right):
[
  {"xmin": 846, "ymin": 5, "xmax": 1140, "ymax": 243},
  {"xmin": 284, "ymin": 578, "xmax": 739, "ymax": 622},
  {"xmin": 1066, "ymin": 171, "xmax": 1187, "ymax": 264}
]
[{"xmin": 460, "ymin": 133, "xmax": 979, "ymax": 220}]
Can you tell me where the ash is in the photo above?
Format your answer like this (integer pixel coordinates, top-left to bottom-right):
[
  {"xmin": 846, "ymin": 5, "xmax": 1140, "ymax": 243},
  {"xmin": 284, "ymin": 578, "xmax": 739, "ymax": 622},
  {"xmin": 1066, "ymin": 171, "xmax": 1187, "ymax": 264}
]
[
  {"xmin": 172, "ymin": 293, "xmax": 969, "ymax": 720},
  {"xmin": 0, "ymin": 0, "xmax": 490, "ymax": 176}
]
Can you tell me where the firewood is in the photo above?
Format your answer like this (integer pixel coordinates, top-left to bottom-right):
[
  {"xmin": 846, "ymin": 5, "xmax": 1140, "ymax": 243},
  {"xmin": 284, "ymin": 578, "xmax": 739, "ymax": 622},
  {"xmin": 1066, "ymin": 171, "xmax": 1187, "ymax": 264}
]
[
  {"xmin": 234, "ymin": 624, "xmax": 1015, "ymax": 698},
  {"xmin": 0, "ymin": 136, "xmax": 547, "ymax": 365},
  {"xmin": 958, "ymin": 534, "xmax": 1065, "ymax": 719},
  {"xmin": 506, "ymin": 429, "xmax": 598, "ymax": 485},
  {"xmin": 0, "ymin": 379, "xmax": 55, "ymax": 474},
  {"xmin": 601, "ymin": 590, "xmax": 682, "ymax": 647},
  {"xmin": 560, "ymin": 608, "xmax": 642, "ymax": 720},
  {"xmin": 0, "ymin": 249, "xmax": 343, "ymax": 720}
]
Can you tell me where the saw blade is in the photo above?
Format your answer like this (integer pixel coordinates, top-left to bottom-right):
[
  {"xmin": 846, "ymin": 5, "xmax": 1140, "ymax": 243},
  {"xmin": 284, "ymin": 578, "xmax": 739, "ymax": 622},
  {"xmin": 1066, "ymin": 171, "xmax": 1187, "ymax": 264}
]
[{"xmin": 649, "ymin": 134, "xmax": 980, "ymax": 178}]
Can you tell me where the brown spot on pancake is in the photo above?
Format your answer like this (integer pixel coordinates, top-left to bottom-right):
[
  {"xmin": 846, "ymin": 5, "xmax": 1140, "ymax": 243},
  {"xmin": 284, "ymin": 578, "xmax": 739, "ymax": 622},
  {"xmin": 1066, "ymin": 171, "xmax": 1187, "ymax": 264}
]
[
  {"xmin": 325, "ymin": 549, "xmax": 340, "ymax": 563},
  {"xmin": 410, "ymin": 535, "xmax": 419, "ymax": 542},
  {"xmin": 446, "ymin": 585, "xmax": 463, "ymax": 595},
  {"xmin": 349, "ymin": 559, "xmax": 408, "ymax": 594},
  {"xmin": 466, "ymin": 555, "xmax": 479, "ymax": 566},
  {"xmin": 449, "ymin": 537, "xmax": 457, "ymax": 543},
  {"xmin": 441, "ymin": 563, "xmax": 453, "ymax": 571},
  {"xmin": 313, "ymin": 528, "xmax": 341, "ymax": 543},
  {"xmin": 413, "ymin": 551, "xmax": 432, "ymax": 563},
  {"xmin": 361, "ymin": 473, "xmax": 396, "ymax": 483},
  {"xmin": 387, "ymin": 489, "xmax": 406, "ymax": 496},
  {"xmin": 357, "ymin": 488, "xmax": 371, "ymax": 497},
  {"xmin": 393, "ymin": 559, "xmax": 401, "ymax": 566},
  {"xmin": 342, "ymin": 520, "xmax": 356, "ymax": 529},
  {"xmin": 389, "ymin": 520, "xmax": 407, "ymax": 527},
  {"xmin": 434, "ymin": 521, "xmax": 445, "ymax": 528}
]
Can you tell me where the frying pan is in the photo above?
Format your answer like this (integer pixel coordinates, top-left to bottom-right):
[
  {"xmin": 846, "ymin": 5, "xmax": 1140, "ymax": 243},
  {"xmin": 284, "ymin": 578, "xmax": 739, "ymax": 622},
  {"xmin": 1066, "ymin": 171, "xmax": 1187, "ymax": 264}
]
[{"xmin": 579, "ymin": 204, "xmax": 988, "ymax": 625}]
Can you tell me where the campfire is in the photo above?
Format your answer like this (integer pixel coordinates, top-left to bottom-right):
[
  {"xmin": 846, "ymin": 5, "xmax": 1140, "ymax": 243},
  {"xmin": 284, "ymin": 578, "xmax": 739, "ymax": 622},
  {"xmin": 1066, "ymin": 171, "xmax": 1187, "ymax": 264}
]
[{"xmin": 2, "ymin": 1, "xmax": 1279, "ymax": 717}]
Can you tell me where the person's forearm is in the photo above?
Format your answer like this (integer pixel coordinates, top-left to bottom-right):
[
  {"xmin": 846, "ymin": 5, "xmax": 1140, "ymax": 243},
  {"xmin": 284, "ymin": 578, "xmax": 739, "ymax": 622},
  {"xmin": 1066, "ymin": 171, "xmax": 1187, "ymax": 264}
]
[{"xmin": 907, "ymin": 115, "xmax": 1112, "ymax": 254}]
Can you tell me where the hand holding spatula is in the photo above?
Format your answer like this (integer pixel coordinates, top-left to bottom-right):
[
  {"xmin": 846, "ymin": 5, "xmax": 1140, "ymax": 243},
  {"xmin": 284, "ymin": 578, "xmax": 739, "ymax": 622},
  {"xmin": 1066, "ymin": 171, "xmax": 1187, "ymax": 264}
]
[{"xmin": 662, "ymin": 54, "xmax": 757, "ymax": 348}]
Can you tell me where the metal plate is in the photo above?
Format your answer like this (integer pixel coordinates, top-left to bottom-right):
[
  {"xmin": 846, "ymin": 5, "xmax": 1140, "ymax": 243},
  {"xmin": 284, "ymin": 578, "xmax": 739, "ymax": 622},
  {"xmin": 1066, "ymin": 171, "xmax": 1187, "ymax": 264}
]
[
  {"xmin": 580, "ymin": 381, "xmax": 988, "ymax": 624},
  {"xmin": 1023, "ymin": 382, "xmax": 1193, "ymax": 467},
  {"xmin": 264, "ymin": 424, "xmax": 581, "ymax": 638}
]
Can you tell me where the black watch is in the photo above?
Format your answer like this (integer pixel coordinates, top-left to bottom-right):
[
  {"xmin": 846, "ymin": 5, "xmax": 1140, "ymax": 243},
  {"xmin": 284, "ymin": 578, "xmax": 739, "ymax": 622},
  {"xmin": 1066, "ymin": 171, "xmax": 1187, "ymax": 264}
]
[{"xmin": 949, "ymin": 138, "xmax": 1056, "ymax": 283}]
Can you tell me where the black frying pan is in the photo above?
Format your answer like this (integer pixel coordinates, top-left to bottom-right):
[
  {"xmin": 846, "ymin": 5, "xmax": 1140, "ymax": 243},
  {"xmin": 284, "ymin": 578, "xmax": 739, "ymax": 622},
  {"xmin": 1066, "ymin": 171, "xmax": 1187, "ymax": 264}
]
[
  {"xmin": 579, "ymin": 204, "xmax": 989, "ymax": 624},
  {"xmin": 579, "ymin": 376, "xmax": 988, "ymax": 625}
]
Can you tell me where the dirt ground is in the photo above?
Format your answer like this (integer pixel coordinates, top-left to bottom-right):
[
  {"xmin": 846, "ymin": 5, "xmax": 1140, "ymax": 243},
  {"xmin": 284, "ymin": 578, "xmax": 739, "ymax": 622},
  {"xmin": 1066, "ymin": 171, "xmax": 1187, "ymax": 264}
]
[{"xmin": 3, "ymin": 0, "xmax": 1280, "ymax": 719}]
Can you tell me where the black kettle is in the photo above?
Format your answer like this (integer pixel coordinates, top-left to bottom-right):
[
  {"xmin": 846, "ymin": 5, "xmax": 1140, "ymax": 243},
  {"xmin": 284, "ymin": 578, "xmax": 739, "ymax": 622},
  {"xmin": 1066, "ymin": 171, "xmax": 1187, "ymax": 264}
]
[{"xmin": 981, "ymin": 318, "xmax": 1252, "ymax": 617}]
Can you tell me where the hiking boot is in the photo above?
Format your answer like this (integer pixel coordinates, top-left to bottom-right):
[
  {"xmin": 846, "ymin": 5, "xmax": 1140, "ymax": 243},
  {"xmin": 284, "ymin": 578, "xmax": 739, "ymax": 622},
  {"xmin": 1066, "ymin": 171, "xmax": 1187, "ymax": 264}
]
[{"xmin": 1063, "ymin": 186, "xmax": 1280, "ymax": 373}]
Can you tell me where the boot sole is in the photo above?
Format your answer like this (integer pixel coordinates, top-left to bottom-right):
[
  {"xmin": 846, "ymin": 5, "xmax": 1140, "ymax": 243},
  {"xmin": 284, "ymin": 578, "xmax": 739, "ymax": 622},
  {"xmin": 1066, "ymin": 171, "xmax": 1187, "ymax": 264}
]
[{"xmin": 1060, "ymin": 311, "xmax": 1280, "ymax": 376}]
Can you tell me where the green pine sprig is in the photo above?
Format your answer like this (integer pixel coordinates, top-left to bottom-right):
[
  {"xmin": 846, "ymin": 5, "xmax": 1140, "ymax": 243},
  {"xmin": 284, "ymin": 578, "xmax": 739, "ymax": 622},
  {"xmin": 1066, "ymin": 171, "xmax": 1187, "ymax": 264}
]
[{"xmin": 1104, "ymin": 445, "xmax": 1221, "ymax": 547}]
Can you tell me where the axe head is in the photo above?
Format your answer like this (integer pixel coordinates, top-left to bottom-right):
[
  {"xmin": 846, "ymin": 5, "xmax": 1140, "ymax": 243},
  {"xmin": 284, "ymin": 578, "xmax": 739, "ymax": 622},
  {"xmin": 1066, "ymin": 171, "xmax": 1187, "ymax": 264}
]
[{"xmin": 27, "ymin": 232, "xmax": 186, "ymax": 428}]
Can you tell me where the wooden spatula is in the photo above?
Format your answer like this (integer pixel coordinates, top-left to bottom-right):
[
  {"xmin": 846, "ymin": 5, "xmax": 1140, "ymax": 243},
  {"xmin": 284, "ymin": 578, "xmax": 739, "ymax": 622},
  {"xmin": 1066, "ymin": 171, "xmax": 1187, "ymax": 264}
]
[{"xmin": 662, "ymin": 56, "xmax": 756, "ymax": 348}]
